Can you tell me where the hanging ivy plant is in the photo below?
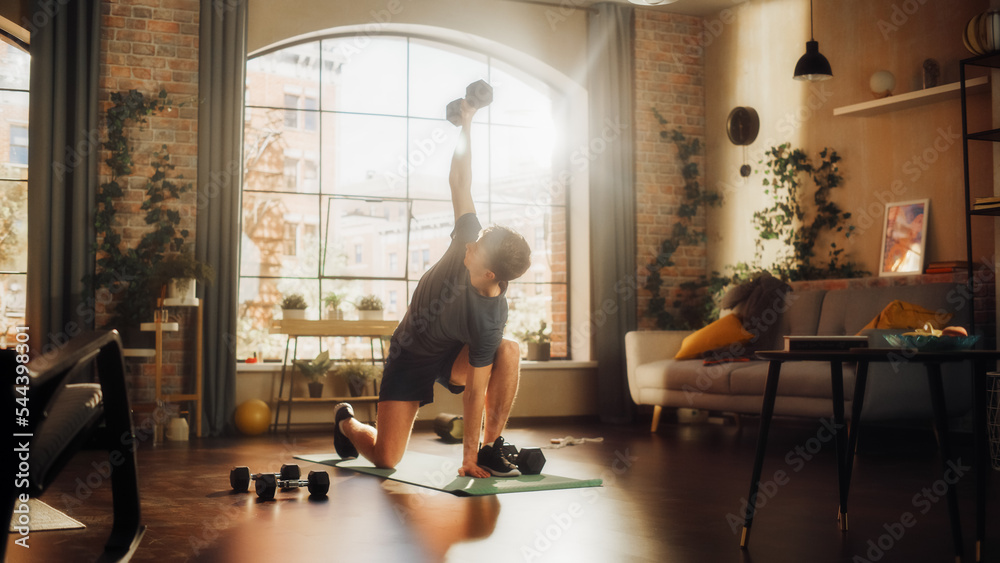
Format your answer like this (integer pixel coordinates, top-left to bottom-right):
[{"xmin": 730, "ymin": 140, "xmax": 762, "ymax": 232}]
[
  {"xmin": 644, "ymin": 109, "xmax": 723, "ymax": 330},
  {"xmin": 84, "ymin": 89, "xmax": 193, "ymax": 330},
  {"xmin": 737, "ymin": 143, "xmax": 867, "ymax": 281}
]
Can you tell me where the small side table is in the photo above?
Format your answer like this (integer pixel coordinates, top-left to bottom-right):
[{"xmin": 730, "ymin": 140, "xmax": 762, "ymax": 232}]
[
  {"xmin": 741, "ymin": 348, "xmax": 998, "ymax": 563},
  {"xmin": 269, "ymin": 319, "xmax": 397, "ymax": 433}
]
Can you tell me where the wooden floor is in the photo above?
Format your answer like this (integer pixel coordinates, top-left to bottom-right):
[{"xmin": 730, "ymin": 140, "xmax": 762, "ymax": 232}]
[{"xmin": 6, "ymin": 415, "xmax": 1000, "ymax": 563}]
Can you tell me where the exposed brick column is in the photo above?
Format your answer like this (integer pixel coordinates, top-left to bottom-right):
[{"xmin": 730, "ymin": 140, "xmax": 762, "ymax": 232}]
[
  {"xmin": 633, "ymin": 10, "xmax": 706, "ymax": 330},
  {"xmin": 97, "ymin": 0, "xmax": 200, "ymax": 406}
]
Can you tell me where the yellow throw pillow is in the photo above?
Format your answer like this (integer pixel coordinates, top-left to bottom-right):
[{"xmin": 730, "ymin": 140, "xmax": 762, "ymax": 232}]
[
  {"xmin": 857, "ymin": 300, "xmax": 952, "ymax": 334},
  {"xmin": 675, "ymin": 313, "xmax": 754, "ymax": 360}
]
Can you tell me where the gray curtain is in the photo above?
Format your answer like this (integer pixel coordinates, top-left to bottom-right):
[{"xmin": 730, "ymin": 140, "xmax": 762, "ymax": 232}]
[
  {"xmin": 588, "ymin": 3, "xmax": 637, "ymax": 423},
  {"xmin": 197, "ymin": 0, "xmax": 247, "ymax": 435},
  {"xmin": 27, "ymin": 0, "xmax": 101, "ymax": 356}
]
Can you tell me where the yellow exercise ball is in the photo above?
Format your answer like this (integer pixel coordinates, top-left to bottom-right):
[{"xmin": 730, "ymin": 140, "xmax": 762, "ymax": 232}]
[{"xmin": 234, "ymin": 399, "xmax": 271, "ymax": 436}]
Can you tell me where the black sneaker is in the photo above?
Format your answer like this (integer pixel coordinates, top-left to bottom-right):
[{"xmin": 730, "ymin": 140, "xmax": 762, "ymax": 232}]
[
  {"xmin": 477, "ymin": 437, "xmax": 521, "ymax": 477},
  {"xmin": 333, "ymin": 403, "xmax": 358, "ymax": 459}
]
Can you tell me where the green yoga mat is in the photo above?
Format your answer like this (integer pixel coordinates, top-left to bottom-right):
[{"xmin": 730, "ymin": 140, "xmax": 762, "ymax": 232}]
[{"xmin": 295, "ymin": 451, "xmax": 603, "ymax": 496}]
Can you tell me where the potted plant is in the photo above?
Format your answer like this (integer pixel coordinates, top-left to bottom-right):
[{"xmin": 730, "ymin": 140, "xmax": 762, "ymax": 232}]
[
  {"xmin": 335, "ymin": 359, "xmax": 380, "ymax": 397},
  {"xmin": 280, "ymin": 294, "xmax": 308, "ymax": 320},
  {"xmin": 294, "ymin": 351, "xmax": 334, "ymax": 398},
  {"xmin": 323, "ymin": 292, "xmax": 345, "ymax": 320},
  {"xmin": 356, "ymin": 295, "xmax": 384, "ymax": 321},
  {"xmin": 516, "ymin": 320, "xmax": 551, "ymax": 361},
  {"xmin": 151, "ymin": 247, "xmax": 215, "ymax": 303}
]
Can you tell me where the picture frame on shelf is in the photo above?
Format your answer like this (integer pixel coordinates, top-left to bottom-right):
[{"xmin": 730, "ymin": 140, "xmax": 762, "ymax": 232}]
[{"xmin": 879, "ymin": 199, "xmax": 929, "ymax": 277}]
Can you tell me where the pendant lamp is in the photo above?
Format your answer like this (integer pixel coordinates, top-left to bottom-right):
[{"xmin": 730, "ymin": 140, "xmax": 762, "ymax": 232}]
[{"xmin": 793, "ymin": 0, "xmax": 833, "ymax": 81}]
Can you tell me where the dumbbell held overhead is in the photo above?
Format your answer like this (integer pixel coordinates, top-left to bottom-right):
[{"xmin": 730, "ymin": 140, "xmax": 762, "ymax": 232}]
[
  {"xmin": 229, "ymin": 464, "xmax": 301, "ymax": 493},
  {"xmin": 254, "ymin": 471, "xmax": 331, "ymax": 500},
  {"xmin": 446, "ymin": 80, "xmax": 493, "ymax": 126}
]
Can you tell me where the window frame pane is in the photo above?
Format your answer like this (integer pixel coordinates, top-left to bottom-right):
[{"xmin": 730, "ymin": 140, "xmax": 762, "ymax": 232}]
[{"xmin": 242, "ymin": 34, "xmax": 572, "ymax": 360}]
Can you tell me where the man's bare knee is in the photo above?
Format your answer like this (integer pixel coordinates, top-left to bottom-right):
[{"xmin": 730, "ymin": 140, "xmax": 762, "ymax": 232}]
[
  {"xmin": 371, "ymin": 448, "xmax": 404, "ymax": 469},
  {"xmin": 498, "ymin": 338, "xmax": 520, "ymax": 365}
]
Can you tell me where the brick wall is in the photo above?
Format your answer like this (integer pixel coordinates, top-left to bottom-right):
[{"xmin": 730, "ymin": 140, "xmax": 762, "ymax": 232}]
[
  {"xmin": 633, "ymin": 10, "xmax": 706, "ymax": 330},
  {"xmin": 97, "ymin": 0, "xmax": 200, "ymax": 405}
]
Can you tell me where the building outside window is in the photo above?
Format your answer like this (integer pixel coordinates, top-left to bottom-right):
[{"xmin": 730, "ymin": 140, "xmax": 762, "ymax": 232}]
[
  {"xmin": 0, "ymin": 43, "xmax": 29, "ymax": 344},
  {"xmin": 240, "ymin": 35, "xmax": 568, "ymax": 361}
]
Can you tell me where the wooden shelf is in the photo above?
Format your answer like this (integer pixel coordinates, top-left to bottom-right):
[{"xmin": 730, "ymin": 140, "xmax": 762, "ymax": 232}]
[
  {"xmin": 270, "ymin": 319, "xmax": 397, "ymax": 337},
  {"xmin": 140, "ymin": 322, "xmax": 179, "ymax": 332},
  {"xmin": 277, "ymin": 396, "xmax": 379, "ymax": 403},
  {"xmin": 160, "ymin": 297, "xmax": 201, "ymax": 307},
  {"xmin": 123, "ymin": 348, "xmax": 156, "ymax": 358},
  {"xmin": 833, "ymin": 75, "xmax": 989, "ymax": 117}
]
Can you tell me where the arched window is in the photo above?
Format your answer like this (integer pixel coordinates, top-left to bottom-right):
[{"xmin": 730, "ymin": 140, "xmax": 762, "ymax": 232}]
[
  {"xmin": 239, "ymin": 34, "xmax": 569, "ymax": 360},
  {"xmin": 0, "ymin": 42, "xmax": 29, "ymax": 344}
]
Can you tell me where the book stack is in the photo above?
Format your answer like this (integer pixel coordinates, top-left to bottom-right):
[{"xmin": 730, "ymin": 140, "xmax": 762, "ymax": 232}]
[
  {"xmin": 783, "ymin": 335, "xmax": 869, "ymax": 352},
  {"xmin": 924, "ymin": 260, "xmax": 971, "ymax": 274},
  {"xmin": 972, "ymin": 196, "xmax": 1000, "ymax": 211}
]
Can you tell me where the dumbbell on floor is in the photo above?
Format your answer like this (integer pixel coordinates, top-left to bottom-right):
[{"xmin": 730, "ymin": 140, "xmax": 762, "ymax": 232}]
[
  {"xmin": 255, "ymin": 471, "xmax": 330, "ymax": 500},
  {"xmin": 500, "ymin": 442, "xmax": 546, "ymax": 475},
  {"xmin": 446, "ymin": 80, "xmax": 494, "ymax": 126},
  {"xmin": 230, "ymin": 464, "xmax": 301, "ymax": 493}
]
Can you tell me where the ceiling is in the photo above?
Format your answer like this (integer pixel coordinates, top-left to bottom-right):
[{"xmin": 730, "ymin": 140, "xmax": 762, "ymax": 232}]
[{"xmin": 504, "ymin": 0, "xmax": 747, "ymax": 17}]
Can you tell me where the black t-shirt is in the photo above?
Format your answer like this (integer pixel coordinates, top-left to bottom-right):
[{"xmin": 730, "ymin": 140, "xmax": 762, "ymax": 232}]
[{"xmin": 391, "ymin": 213, "xmax": 508, "ymax": 368}]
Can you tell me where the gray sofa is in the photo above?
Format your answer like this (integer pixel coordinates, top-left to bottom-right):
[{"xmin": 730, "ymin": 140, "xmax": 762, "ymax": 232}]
[{"xmin": 625, "ymin": 283, "xmax": 975, "ymax": 431}]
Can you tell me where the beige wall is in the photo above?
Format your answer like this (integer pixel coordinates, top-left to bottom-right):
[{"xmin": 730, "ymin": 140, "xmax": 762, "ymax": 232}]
[
  {"xmin": 705, "ymin": 0, "xmax": 992, "ymax": 274},
  {"xmin": 247, "ymin": 0, "xmax": 589, "ymax": 87}
]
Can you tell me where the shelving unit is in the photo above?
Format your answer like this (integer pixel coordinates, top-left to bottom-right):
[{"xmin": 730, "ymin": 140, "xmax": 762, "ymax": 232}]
[
  {"xmin": 834, "ymin": 75, "xmax": 989, "ymax": 117},
  {"xmin": 269, "ymin": 319, "xmax": 397, "ymax": 433},
  {"xmin": 961, "ymin": 53, "xmax": 1000, "ymax": 325},
  {"xmin": 141, "ymin": 297, "xmax": 203, "ymax": 437}
]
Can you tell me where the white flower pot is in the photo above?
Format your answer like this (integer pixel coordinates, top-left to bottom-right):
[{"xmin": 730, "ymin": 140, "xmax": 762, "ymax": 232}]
[
  {"xmin": 167, "ymin": 278, "xmax": 197, "ymax": 303},
  {"xmin": 358, "ymin": 310, "xmax": 383, "ymax": 321},
  {"xmin": 326, "ymin": 309, "xmax": 344, "ymax": 320},
  {"xmin": 282, "ymin": 309, "xmax": 306, "ymax": 320}
]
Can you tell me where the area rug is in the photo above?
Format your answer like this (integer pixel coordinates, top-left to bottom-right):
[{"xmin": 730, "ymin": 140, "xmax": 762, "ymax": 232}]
[{"xmin": 8, "ymin": 498, "xmax": 85, "ymax": 532}]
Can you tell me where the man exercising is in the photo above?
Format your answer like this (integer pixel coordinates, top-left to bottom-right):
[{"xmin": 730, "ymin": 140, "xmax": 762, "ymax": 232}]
[{"xmin": 332, "ymin": 97, "xmax": 531, "ymax": 479}]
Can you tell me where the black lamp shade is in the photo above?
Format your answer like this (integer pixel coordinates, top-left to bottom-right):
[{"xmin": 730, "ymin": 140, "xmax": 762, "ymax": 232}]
[{"xmin": 793, "ymin": 40, "xmax": 833, "ymax": 81}]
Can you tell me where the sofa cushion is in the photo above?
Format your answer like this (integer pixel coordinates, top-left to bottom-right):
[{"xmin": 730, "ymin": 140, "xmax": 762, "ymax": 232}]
[
  {"xmin": 858, "ymin": 299, "xmax": 952, "ymax": 333},
  {"xmin": 816, "ymin": 283, "xmax": 969, "ymax": 336},
  {"xmin": 635, "ymin": 358, "xmax": 753, "ymax": 396},
  {"xmin": 674, "ymin": 313, "xmax": 753, "ymax": 359},
  {"xmin": 729, "ymin": 361, "xmax": 857, "ymax": 399},
  {"xmin": 770, "ymin": 289, "xmax": 827, "ymax": 348}
]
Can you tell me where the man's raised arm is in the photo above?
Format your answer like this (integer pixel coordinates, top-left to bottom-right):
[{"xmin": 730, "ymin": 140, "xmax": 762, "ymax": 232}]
[{"xmin": 449, "ymin": 100, "xmax": 477, "ymax": 220}]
